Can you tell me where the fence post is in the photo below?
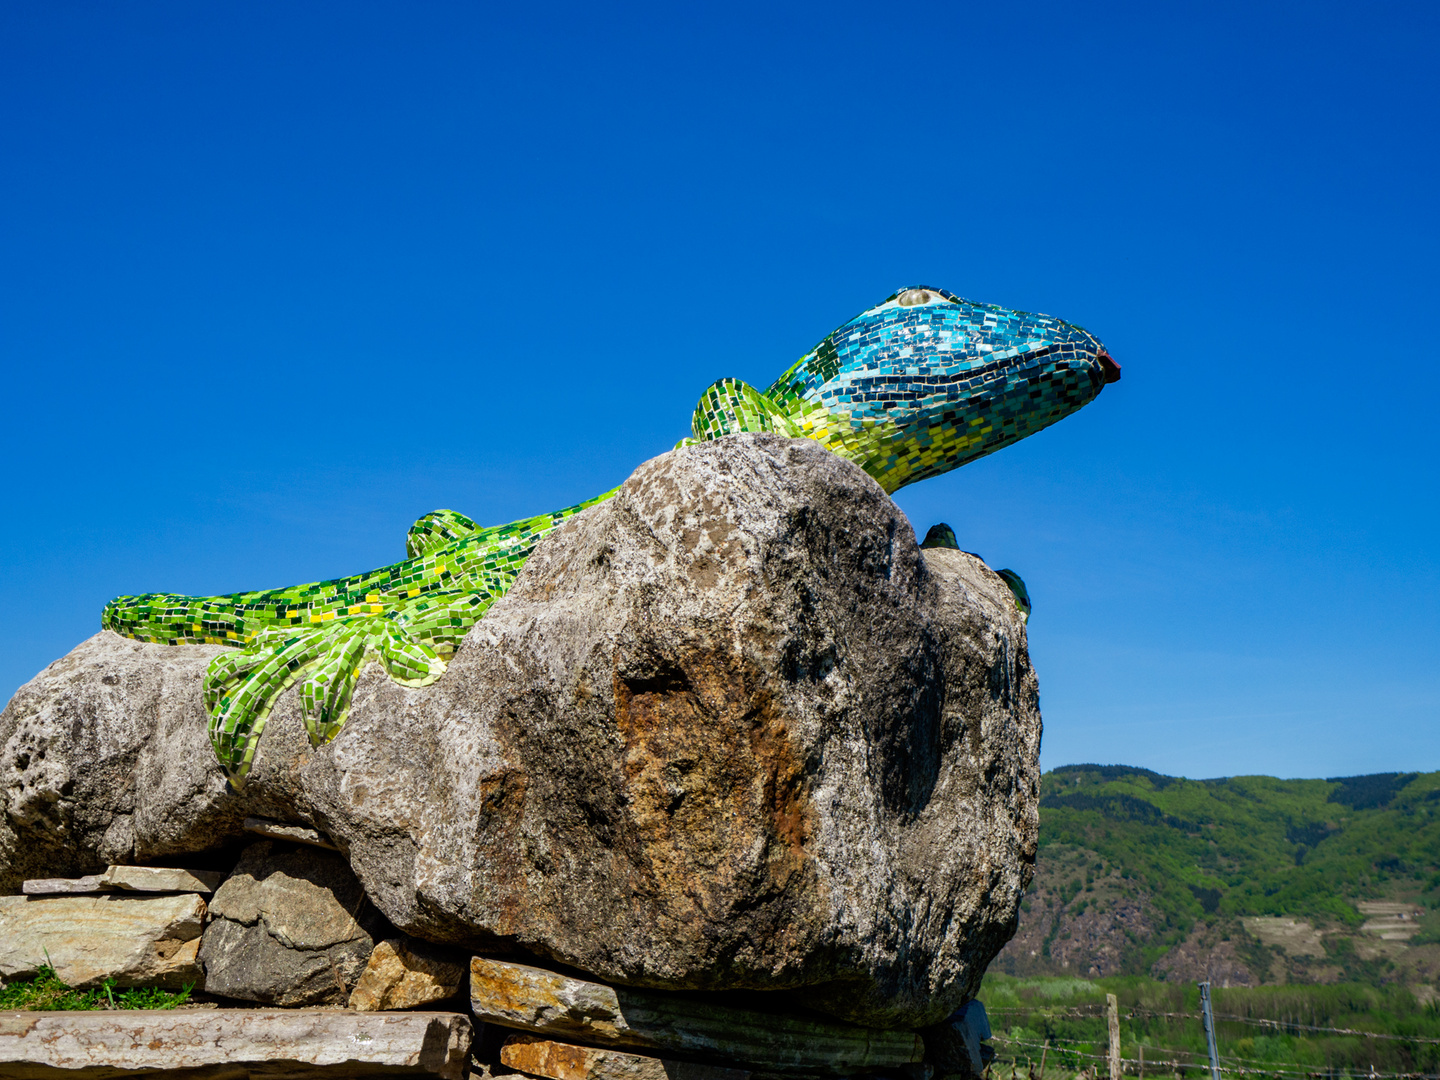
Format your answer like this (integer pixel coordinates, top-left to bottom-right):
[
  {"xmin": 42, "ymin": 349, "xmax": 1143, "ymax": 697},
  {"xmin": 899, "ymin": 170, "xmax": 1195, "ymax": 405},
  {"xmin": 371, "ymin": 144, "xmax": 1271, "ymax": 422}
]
[
  {"xmin": 1107, "ymin": 993, "xmax": 1121, "ymax": 1080},
  {"xmin": 1199, "ymin": 982, "xmax": 1221, "ymax": 1080}
]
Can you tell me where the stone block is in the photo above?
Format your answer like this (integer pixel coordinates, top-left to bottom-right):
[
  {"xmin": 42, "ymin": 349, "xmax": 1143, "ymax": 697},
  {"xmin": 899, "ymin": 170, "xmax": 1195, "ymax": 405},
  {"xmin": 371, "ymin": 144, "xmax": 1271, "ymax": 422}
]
[
  {"xmin": 0, "ymin": 892, "xmax": 204, "ymax": 989},
  {"xmin": 21, "ymin": 875, "xmax": 111, "ymax": 896},
  {"xmin": 0, "ymin": 1008, "xmax": 472, "ymax": 1079},
  {"xmin": 199, "ymin": 840, "xmax": 387, "ymax": 1006},
  {"xmin": 99, "ymin": 864, "xmax": 224, "ymax": 893},
  {"xmin": 243, "ymin": 816, "xmax": 339, "ymax": 850},
  {"xmin": 21, "ymin": 865, "xmax": 222, "ymax": 896},
  {"xmin": 350, "ymin": 938, "xmax": 466, "ymax": 1012},
  {"xmin": 501, "ymin": 1034, "xmax": 751, "ymax": 1080}
]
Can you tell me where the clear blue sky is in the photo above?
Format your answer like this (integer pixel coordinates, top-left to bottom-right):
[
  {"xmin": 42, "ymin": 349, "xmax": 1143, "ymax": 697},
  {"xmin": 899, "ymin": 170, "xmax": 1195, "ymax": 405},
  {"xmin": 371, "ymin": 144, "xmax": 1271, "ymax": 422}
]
[{"xmin": 2, "ymin": 2, "xmax": 1435, "ymax": 779}]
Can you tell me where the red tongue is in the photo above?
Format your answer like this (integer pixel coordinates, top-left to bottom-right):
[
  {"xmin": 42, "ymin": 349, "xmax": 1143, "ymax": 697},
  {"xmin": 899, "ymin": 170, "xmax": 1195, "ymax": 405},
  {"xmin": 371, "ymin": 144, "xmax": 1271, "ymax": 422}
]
[{"xmin": 1098, "ymin": 349, "xmax": 1122, "ymax": 383}]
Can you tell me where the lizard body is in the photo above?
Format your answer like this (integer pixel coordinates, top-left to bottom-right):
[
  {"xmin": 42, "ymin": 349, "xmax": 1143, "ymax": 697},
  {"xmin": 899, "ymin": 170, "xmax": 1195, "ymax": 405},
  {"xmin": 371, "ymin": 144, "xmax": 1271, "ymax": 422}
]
[{"xmin": 103, "ymin": 286, "xmax": 1118, "ymax": 783}]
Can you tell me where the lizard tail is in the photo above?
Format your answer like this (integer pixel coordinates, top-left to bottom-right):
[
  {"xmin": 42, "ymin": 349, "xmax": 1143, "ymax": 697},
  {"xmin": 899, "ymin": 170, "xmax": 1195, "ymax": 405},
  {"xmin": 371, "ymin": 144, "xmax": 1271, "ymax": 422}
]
[{"xmin": 103, "ymin": 592, "xmax": 258, "ymax": 647}]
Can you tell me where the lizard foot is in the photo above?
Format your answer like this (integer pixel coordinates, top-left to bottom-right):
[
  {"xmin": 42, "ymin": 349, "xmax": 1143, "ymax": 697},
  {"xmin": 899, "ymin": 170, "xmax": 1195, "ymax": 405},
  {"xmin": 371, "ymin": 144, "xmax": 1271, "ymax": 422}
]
[
  {"xmin": 202, "ymin": 616, "xmax": 448, "ymax": 785},
  {"xmin": 203, "ymin": 628, "xmax": 330, "ymax": 781},
  {"xmin": 299, "ymin": 617, "xmax": 448, "ymax": 745},
  {"xmin": 200, "ymin": 587, "xmax": 505, "ymax": 785}
]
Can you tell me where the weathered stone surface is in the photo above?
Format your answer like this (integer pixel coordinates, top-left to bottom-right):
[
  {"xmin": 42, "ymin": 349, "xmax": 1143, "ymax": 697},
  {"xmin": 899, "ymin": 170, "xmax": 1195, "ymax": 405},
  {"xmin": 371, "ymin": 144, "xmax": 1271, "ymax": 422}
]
[
  {"xmin": 501, "ymin": 1034, "xmax": 751, "ymax": 1080},
  {"xmin": 0, "ymin": 435, "xmax": 1041, "ymax": 1026},
  {"xmin": 99, "ymin": 864, "xmax": 224, "ymax": 893},
  {"xmin": 350, "ymin": 937, "xmax": 465, "ymax": 1011},
  {"xmin": 21, "ymin": 875, "xmax": 110, "ymax": 895},
  {"xmin": 20, "ymin": 865, "xmax": 221, "ymax": 896},
  {"xmin": 245, "ymin": 815, "xmax": 339, "ymax": 850},
  {"xmin": 0, "ymin": 892, "xmax": 204, "ymax": 988},
  {"xmin": 469, "ymin": 956, "xmax": 923, "ymax": 1072},
  {"xmin": 0, "ymin": 1008, "xmax": 472, "ymax": 1079},
  {"xmin": 0, "ymin": 630, "xmax": 238, "ymax": 890},
  {"xmin": 199, "ymin": 840, "xmax": 387, "ymax": 1006}
]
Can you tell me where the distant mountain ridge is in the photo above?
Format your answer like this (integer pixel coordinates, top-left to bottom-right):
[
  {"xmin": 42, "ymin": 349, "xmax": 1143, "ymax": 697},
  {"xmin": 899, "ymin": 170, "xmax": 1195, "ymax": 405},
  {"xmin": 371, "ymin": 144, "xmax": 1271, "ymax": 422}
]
[{"xmin": 992, "ymin": 765, "xmax": 1440, "ymax": 995}]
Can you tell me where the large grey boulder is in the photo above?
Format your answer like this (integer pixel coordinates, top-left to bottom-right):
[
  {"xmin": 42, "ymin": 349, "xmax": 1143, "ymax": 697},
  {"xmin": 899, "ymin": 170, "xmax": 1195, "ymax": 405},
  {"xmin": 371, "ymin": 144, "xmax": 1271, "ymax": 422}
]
[
  {"xmin": 0, "ymin": 434, "xmax": 1041, "ymax": 1026},
  {"xmin": 0, "ymin": 633, "xmax": 234, "ymax": 886},
  {"xmin": 199, "ymin": 840, "xmax": 388, "ymax": 1006}
]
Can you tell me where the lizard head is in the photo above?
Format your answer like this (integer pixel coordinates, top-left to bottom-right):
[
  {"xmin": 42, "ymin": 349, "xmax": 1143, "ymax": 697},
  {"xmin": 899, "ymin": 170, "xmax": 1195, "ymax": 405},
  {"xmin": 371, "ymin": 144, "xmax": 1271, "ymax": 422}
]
[{"xmin": 766, "ymin": 286, "xmax": 1120, "ymax": 493}]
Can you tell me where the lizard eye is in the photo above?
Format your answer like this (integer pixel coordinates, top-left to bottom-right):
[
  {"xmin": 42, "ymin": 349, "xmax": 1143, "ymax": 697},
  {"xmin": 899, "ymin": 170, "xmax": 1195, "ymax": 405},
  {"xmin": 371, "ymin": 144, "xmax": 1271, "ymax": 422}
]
[{"xmin": 897, "ymin": 288, "xmax": 945, "ymax": 307}]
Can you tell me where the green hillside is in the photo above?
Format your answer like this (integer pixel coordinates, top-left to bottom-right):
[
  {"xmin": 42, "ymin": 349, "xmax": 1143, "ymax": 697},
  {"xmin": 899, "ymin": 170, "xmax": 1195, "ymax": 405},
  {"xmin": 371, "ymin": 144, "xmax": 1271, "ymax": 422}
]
[{"xmin": 991, "ymin": 766, "xmax": 1440, "ymax": 991}]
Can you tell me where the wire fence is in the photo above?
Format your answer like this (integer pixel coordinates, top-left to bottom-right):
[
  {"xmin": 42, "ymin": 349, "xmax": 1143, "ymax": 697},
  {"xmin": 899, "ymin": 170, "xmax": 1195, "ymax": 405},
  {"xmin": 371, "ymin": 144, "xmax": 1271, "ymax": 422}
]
[
  {"xmin": 987, "ymin": 1033, "xmax": 1440, "ymax": 1080},
  {"xmin": 986, "ymin": 1006, "xmax": 1440, "ymax": 1047},
  {"xmin": 982, "ymin": 994, "xmax": 1440, "ymax": 1080}
]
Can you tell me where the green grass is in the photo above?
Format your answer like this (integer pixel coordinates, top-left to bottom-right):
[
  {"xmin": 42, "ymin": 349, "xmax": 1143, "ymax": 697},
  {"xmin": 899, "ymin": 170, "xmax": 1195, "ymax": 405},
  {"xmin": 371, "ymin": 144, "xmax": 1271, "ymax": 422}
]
[
  {"xmin": 0, "ymin": 965, "xmax": 193, "ymax": 1011},
  {"xmin": 980, "ymin": 973, "xmax": 1440, "ymax": 1079}
]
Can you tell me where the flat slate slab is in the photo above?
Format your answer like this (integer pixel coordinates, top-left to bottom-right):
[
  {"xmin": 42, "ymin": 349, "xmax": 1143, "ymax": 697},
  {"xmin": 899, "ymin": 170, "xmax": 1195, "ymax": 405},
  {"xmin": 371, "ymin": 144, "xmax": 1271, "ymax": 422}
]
[
  {"xmin": 21, "ymin": 875, "xmax": 111, "ymax": 896},
  {"xmin": 469, "ymin": 957, "xmax": 923, "ymax": 1073},
  {"xmin": 22, "ymin": 865, "xmax": 223, "ymax": 896},
  {"xmin": 502, "ymin": 1034, "xmax": 751, "ymax": 1080},
  {"xmin": 243, "ymin": 816, "xmax": 340, "ymax": 851},
  {"xmin": 0, "ymin": 1008, "xmax": 472, "ymax": 1079},
  {"xmin": 99, "ymin": 865, "xmax": 224, "ymax": 893}
]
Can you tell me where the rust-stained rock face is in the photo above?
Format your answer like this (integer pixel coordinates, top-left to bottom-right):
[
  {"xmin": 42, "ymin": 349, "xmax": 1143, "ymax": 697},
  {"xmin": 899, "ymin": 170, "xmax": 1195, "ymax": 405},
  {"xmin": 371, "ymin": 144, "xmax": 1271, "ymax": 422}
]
[
  {"xmin": 0, "ymin": 434, "xmax": 1041, "ymax": 1027},
  {"xmin": 499, "ymin": 1036, "xmax": 752, "ymax": 1080},
  {"xmin": 349, "ymin": 937, "xmax": 465, "ymax": 1011}
]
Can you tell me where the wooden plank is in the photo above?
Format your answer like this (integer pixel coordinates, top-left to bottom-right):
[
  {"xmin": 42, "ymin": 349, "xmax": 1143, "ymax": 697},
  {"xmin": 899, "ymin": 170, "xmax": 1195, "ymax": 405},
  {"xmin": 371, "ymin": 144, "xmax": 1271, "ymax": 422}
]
[
  {"xmin": 469, "ymin": 957, "xmax": 924, "ymax": 1073},
  {"xmin": 502, "ymin": 1034, "xmax": 751, "ymax": 1080}
]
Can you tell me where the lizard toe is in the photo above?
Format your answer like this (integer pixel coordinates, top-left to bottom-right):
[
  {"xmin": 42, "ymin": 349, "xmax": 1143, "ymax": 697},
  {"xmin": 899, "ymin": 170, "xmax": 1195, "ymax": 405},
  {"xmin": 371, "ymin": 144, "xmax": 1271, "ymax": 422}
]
[
  {"xmin": 203, "ymin": 628, "xmax": 329, "ymax": 784},
  {"xmin": 298, "ymin": 629, "xmax": 369, "ymax": 746}
]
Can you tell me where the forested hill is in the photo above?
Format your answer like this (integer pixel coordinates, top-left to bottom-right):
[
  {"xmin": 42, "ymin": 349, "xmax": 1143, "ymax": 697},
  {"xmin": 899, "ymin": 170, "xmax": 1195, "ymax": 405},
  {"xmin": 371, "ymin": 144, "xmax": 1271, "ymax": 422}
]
[{"xmin": 992, "ymin": 765, "xmax": 1440, "ymax": 993}]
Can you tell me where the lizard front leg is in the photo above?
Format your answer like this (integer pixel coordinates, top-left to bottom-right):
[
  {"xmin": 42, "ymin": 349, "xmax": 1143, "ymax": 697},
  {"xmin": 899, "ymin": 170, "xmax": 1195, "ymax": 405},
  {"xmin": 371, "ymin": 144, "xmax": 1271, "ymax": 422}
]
[
  {"xmin": 297, "ymin": 616, "xmax": 451, "ymax": 745},
  {"xmin": 295, "ymin": 586, "xmax": 505, "ymax": 745},
  {"xmin": 200, "ymin": 584, "xmax": 507, "ymax": 784}
]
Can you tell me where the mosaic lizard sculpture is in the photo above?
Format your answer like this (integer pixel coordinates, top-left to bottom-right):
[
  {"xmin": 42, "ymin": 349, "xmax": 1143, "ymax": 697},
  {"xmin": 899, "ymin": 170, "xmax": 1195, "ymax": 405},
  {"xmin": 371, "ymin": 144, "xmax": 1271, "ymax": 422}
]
[{"xmin": 103, "ymin": 287, "xmax": 1120, "ymax": 784}]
